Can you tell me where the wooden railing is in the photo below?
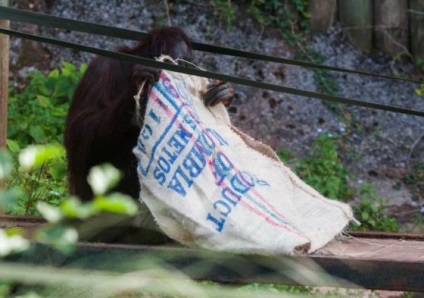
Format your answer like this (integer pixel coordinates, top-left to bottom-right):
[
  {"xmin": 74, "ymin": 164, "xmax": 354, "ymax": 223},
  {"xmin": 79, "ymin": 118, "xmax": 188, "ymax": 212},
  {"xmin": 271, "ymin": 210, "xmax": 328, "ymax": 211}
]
[{"xmin": 2, "ymin": 215, "xmax": 424, "ymax": 292}]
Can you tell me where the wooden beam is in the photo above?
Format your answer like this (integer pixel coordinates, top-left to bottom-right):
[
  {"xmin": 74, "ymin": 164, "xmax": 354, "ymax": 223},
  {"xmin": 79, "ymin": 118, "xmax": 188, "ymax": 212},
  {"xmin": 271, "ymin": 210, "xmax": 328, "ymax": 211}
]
[
  {"xmin": 4, "ymin": 239, "xmax": 423, "ymax": 292},
  {"xmin": 2, "ymin": 215, "xmax": 424, "ymax": 292}
]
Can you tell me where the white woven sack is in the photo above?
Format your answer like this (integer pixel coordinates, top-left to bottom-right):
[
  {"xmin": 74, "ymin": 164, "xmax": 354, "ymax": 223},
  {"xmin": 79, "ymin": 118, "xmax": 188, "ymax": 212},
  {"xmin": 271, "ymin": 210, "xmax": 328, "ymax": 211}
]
[{"xmin": 133, "ymin": 66, "xmax": 354, "ymax": 255}]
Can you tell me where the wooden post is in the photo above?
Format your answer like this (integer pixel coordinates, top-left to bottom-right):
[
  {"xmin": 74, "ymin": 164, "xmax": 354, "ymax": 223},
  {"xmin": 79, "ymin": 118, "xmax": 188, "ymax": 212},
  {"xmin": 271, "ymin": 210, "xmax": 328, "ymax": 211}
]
[
  {"xmin": 309, "ymin": 0, "xmax": 337, "ymax": 32},
  {"xmin": 374, "ymin": 0, "xmax": 408, "ymax": 59},
  {"xmin": 339, "ymin": 0, "xmax": 373, "ymax": 52},
  {"xmin": 0, "ymin": 0, "xmax": 8, "ymax": 214},
  {"xmin": 0, "ymin": 0, "xmax": 8, "ymax": 150},
  {"xmin": 410, "ymin": 0, "xmax": 424, "ymax": 63}
]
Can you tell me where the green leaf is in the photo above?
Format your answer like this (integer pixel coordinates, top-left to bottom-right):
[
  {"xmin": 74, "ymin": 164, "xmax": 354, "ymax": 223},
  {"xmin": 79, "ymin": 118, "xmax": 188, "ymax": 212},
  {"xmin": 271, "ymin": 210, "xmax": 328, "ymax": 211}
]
[
  {"xmin": 361, "ymin": 211, "xmax": 369, "ymax": 221},
  {"xmin": 48, "ymin": 69, "xmax": 59, "ymax": 78},
  {"xmin": 302, "ymin": 11, "xmax": 312, "ymax": 19},
  {"xmin": 36, "ymin": 95, "xmax": 51, "ymax": 108},
  {"xmin": 44, "ymin": 76, "xmax": 58, "ymax": 91},
  {"xmin": 87, "ymin": 164, "xmax": 122, "ymax": 196},
  {"xmin": 0, "ymin": 150, "xmax": 13, "ymax": 179},
  {"xmin": 37, "ymin": 201, "xmax": 63, "ymax": 223},
  {"xmin": 48, "ymin": 161, "xmax": 66, "ymax": 180},
  {"xmin": 29, "ymin": 126, "xmax": 47, "ymax": 143},
  {"xmin": 0, "ymin": 187, "xmax": 25, "ymax": 212},
  {"xmin": 62, "ymin": 61, "xmax": 76, "ymax": 76},
  {"xmin": 19, "ymin": 144, "xmax": 65, "ymax": 171},
  {"xmin": 93, "ymin": 193, "xmax": 138, "ymax": 215},
  {"xmin": 80, "ymin": 63, "xmax": 88, "ymax": 73},
  {"xmin": 35, "ymin": 225, "xmax": 78, "ymax": 254},
  {"xmin": 0, "ymin": 229, "xmax": 30, "ymax": 256},
  {"xmin": 6, "ymin": 139, "xmax": 20, "ymax": 153},
  {"xmin": 54, "ymin": 78, "xmax": 71, "ymax": 97},
  {"xmin": 60, "ymin": 197, "xmax": 96, "ymax": 219}
]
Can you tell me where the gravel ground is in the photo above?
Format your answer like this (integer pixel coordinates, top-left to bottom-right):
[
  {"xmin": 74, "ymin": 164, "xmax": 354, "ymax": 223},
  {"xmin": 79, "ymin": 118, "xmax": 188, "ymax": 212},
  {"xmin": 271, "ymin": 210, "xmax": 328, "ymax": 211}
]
[{"xmin": 8, "ymin": 0, "xmax": 424, "ymax": 222}]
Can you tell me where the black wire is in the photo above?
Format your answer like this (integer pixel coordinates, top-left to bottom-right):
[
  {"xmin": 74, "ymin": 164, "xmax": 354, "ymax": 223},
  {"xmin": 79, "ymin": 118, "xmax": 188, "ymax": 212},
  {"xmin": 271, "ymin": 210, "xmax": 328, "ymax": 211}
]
[
  {"xmin": 0, "ymin": 6, "xmax": 421, "ymax": 84},
  {"xmin": 0, "ymin": 27, "xmax": 423, "ymax": 118}
]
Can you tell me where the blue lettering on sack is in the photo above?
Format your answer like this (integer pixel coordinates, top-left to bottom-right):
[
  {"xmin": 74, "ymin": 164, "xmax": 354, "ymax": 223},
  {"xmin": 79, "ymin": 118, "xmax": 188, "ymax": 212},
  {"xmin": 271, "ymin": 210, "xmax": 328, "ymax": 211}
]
[
  {"xmin": 137, "ymin": 73, "xmax": 271, "ymax": 233},
  {"xmin": 137, "ymin": 76, "xmax": 193, "ymax": 175},
  {"xmin": 167, "ymin": 165, "xmax": 193, "ymax": 196},
  {"xmin": 166, "ymin": 129, "xmax": 217, "ymax": 194}
]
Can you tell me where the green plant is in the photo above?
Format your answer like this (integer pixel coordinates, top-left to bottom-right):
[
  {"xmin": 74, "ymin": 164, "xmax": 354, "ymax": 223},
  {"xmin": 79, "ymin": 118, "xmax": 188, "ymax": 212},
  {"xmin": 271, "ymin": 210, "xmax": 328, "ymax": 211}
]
[
  {"xmin": 353, "ymin": 183, "xmax": 399, "ymax": 232},
  {"xmin": 278, "ymin": 134, "xmax": 351, "ymax": 201},
  {"xmin": 416, "ymin": 82, "xmax": 424, "ymax": 96},
  {"xmin": 4, "ymin": 144, "xmax": 67, "ymax": 215},
  {"xmin": 8, "ymin": 62, "xmax": 86, "ymax": 148},
  {"xmin": 1, "ymin": 146, "xmax": 138, "ymax": 254},
  {"xmin": 5, "ymin": 62, "xmax": 86, "ymax": 214},
  {"xmin": 277, "ymin": 134, "xmax": 399, "ymax": 232},
  {"xmin": 211, "ymin": 0, "xmax": 237, "ymax": 28},
  {"xmin": 402, "ymin": 162, "xmax": 424, "ymax": 211},
  {"xmin": 247, "ymin": 0, "xmax": 310, "ymax": 38}
]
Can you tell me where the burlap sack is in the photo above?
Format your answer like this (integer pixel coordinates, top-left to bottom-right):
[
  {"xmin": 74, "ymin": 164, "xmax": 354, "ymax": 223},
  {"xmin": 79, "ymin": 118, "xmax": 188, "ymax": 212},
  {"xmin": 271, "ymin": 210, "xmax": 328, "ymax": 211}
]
[{"xmin": 133, "ymin": 65, "xmax": 354, "ymax": 255}]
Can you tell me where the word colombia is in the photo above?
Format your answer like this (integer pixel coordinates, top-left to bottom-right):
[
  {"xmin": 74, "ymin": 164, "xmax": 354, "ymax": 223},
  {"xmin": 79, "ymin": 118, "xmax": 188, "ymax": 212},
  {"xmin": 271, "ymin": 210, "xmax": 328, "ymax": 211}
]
[{"xmin": 134, "ymin": 73, "xmax": 271, "ymax": 233}]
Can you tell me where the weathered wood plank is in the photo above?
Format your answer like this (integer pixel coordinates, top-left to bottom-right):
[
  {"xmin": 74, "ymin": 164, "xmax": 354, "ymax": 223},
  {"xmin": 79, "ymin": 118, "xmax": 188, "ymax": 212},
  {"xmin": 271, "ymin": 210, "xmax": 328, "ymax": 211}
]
[
  {"xmin": 4, "ymin": 240, "xmax": 424, "ymax": 292},
  {"xmin": 374, "ymin": 0, "xmax": 408, "ymax": 58},
  {"xmin": 410, "ymin": 0, "xmax": 424, "ymax": 62},
  {"xmin": 309, "ymin": 0, "xmax": 337, "ymax": 32},
  {"xmin": 339, "ymin": 0, "xmax": 373, "ymax": 52},
  {"xmin": 2, "ymin": 215, "xmax": 424, "ymax": 291}
]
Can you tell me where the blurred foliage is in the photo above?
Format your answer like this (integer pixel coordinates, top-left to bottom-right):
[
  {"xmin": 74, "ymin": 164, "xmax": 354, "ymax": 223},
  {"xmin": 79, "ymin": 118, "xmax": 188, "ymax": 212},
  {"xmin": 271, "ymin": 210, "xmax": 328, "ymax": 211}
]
[
  {"xmin": 240, "ymin": 283, "xmax": 310, "ymax": 295},
  {"xmin": 0, "ymin": 261, "xmax": 318, "ymax": 298},
  {"xmin": 2, "ymin": 145, "xmax": 319, "ymax": 296},
  {"xmin": 4, "ymin": 144, "xmax": 66, "ymax": 215},
  {"xmin": 1, "ymin": 146, "xmax": 138, "ymax": 255}
]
